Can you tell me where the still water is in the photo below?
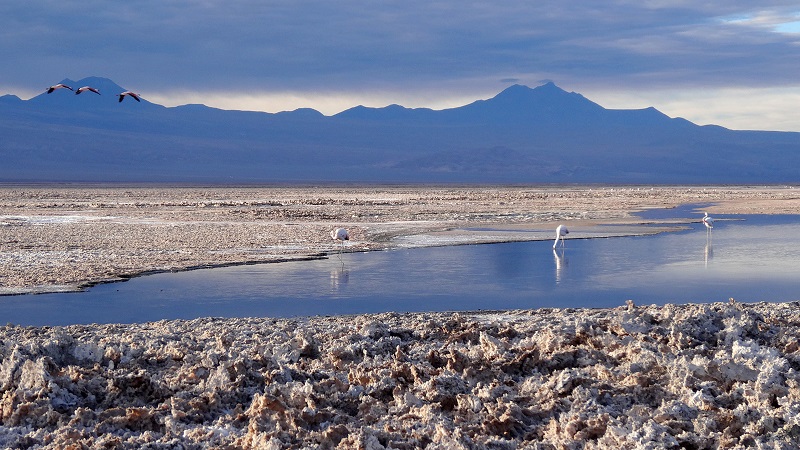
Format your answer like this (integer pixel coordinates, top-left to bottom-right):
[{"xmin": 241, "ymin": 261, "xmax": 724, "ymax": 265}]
[{"xmin": 3, "ymin": 207, "xmax": 800, "ymax": 326}]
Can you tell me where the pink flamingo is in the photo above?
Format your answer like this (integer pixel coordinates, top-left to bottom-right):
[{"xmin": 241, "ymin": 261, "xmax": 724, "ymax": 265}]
[
  {"xmin": 46, "ymin": 84, "xmax": 73, "ymax": 94},
  {"xmin": 75, "ymin": 86, "xmax": 101, "ymax": 95},
  {"xmin": 118, "ymin": 91, "xmax": 141, "ymax": 102},
  {"xmin": 331, "ymin": 228, "xmax": 349, "ymax": 262},
  {"xmin": 553, "ymin": 224, "xmax": 569, "ymax": 249}
]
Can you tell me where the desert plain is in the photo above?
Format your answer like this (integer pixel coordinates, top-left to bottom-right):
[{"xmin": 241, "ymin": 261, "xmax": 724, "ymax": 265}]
[{"xmin": 1, "ymin": 184, "xmax": 800, "ymax": 449}]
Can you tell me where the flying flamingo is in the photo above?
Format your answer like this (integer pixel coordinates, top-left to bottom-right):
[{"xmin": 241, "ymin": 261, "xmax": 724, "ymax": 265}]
[
  {"xmin": 331, "ymin": 228, "xmax": 349, "ymax": 262},
  {"xmin": 46, "ymin": 84, "xmax": 73, "ymax": 93},
  {"xmin": 553, "ymin": 224, "xmax": 569, "ymax": 249},
  {"xmin": 75, "ymin": 86, "xmax": 101, "ymax": 95},
  {"xmin": 118, "ymin": 91, "xmax": 141, "ymax": 102}
]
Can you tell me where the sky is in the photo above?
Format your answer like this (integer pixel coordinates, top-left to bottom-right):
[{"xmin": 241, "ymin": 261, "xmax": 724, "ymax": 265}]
[{"xmin": 3, "ymin": 1, "xmax": 800, "ymax": 131}]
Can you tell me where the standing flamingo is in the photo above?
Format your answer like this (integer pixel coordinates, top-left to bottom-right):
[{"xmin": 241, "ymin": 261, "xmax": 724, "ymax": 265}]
[
  {"xmin": 75, "ymin": 86, "xmax": 101, "ymax": 95},
  {"xmin": 702, "ymin": 212, "xmax": 714, "ymax": 230},
  {"xmin": 331, "ymin": 228, "xmax": 349, "ymax": 264},
  {"xmin": 118, "ymin": 91, "xmax": 141, "ymax": 102},
  {"xmin": 46, "ymin": 84, "xmax": 73, "ymax": 93},
  {"xmin": 702, "ymin": 212, "xmax": 714, "ymax": 266},
  {"xmin": 553, "ymin": 224, "xmax": 569, "ymax": 249},
  {"xmin": 331, "ymin": 227, "xmax": 349, "ymax": 245}
]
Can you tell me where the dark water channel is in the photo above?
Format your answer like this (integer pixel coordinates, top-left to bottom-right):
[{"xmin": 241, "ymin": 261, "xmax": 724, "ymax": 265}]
[{"xmin": 3, "ymin": 204, "xmax": 800, "ymax": 326}]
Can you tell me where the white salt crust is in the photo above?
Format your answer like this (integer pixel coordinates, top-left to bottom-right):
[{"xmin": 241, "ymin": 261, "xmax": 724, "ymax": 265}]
[{"xmin": 1, "ymin": 301, "xmax": 799, "ymax": 448}]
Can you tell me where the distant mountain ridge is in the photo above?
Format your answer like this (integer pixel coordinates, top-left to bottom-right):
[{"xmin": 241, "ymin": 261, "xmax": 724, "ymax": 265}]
[{"xmin": 1, "ymin": 78, "xmax": 798, "ymax": 183}]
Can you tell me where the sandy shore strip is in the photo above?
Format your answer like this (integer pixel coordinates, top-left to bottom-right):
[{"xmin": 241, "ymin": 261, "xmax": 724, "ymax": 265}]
[
  {"xmin": 1, "ymin": 301, "xmax": 799, "ymax": 448},
  {"xmin": 2, "ymin": 185, "xmax": 799, "ymax": 294}
]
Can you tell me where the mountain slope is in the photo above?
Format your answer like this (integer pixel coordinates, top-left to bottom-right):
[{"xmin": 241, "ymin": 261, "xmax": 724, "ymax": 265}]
[{"xmin": 1, "ymin": 79, "xmax": 799, "ymax": 183}]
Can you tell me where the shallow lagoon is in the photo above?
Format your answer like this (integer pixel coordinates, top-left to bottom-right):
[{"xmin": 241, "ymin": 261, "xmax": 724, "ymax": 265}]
[{"xmin": 3, "ymin": 206, "xmax": 800, "ymax": 326}]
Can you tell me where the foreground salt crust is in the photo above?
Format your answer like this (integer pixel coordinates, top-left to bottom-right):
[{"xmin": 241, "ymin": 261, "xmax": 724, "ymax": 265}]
[{"xmin": 1, "ymin": 301, "xmax": 799, "ymax": 449}]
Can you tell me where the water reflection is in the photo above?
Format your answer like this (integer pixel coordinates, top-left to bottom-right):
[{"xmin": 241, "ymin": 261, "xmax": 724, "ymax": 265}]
[
  {"xmin": 704, "ymin": 239, "xmax": 713, "ymax": 267},
  {"xmin": 553, "ymin": 248, "xmax": 567, "ymax": 283},
  {"xmin": 4, "ymin": 210, "xmax": 800, "ymax": 326},
  {"xmin": 330, "ymin": 267, "xmax": 349, "ymax": 291}
]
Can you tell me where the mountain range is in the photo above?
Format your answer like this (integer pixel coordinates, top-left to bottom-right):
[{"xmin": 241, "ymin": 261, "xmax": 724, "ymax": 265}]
[{"xmin": 1, "ymin": 76, "xmax": 798, "ymax": 183}]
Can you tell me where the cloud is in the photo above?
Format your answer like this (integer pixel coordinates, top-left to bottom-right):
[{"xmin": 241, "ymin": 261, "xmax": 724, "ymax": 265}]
[
  {"xmin": 585, "ymin": 85, "xmax": 800, "ymax": 131},
  {"xmin": 4, "ymin": 1, "xmax": 800, "ymax": 129},
  {"xmin": 147, "ymin": 86, "xmax": 492, "ymax": 116}
]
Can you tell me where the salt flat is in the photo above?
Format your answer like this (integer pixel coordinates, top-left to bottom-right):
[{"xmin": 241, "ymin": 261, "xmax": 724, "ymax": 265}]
[
  {"xmin": 1, "ymin": 185, "xmax": 798, "ymax": 294},
  {"xmin": 2, "ymin": 185, "xmax": 800, "ymax": 448}
]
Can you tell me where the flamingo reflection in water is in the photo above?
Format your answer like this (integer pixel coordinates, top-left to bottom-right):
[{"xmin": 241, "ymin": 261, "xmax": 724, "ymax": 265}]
[
  {"xmin": 553, "ymin": 248, "xmax": 567, "ymax": 283},
  {"xmin": 702, "ymin": 213, "xmax": 714, "ymax": 267},
  {"xmin": 552, "ymin": 225, "xmax": 570, "ymax": 282},
  {"xmin": 330, "ymin": 267, "xmax": 350, "ymax": 290}
]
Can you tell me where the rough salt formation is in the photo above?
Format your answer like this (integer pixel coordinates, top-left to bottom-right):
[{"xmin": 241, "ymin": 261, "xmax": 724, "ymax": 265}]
[
  {"xmin": 1, "ymin": 301, "xmax": 799, "ymax": 449},
  {"xmin": 2, "ymin": 185, "xmax": 799, "ymax": 294}
]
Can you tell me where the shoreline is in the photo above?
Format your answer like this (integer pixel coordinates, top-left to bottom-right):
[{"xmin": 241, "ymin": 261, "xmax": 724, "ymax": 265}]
[
  {"xmin": 1, "ymin": 221, "xmax": 688, "ymax": 297},
  {"xmin": 3, "ymin": 184, "xmax": 799, "ymax": 296},
  {"xmin": 2, "ymin": 185, "xmax": 800, "ymax": 448}
]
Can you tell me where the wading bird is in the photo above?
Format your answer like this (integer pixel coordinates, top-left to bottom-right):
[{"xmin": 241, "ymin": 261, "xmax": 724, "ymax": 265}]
[
  {"xmin": 46, "ymin": 84, "xmax": 73, "ymax": 93},
  {"xmin": 702, "ymin": 212, "xmax": 714, "ymax": 230},
  {"xmin": 331, "ymin": 228, "xmax": 349, "ymax": 264},
  {"xmin": 553, "ymin": 224, "xmax": 569, "ymax": 249},
  {"xmin": 75, "ymin": 86, "xmax": 101, "ymax": 95},
  {"xmin": 331, "ymin": 227, "xmax": 349, "ymax": 246},
  {"xmin": 118, "ymin": 91, "xmax": 141, "ymax": 102}
]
